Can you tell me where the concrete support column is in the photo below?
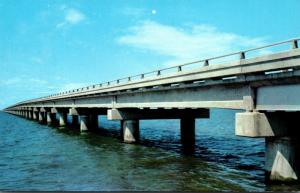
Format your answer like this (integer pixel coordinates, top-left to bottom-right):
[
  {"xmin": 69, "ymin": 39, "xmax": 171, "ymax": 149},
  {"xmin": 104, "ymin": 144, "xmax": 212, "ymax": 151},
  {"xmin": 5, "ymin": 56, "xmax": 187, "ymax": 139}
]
[
  {"xmin": 80, "ymin": 115, "xmax": 89, "ymax": 132},
  {"xmin": 78, "ymin": 114, "xmax": 98, "ymax": 132},
  {"xmin": 236, "ymin": 112, "xmax": 300, "ymax": 182},
  {"xmin": 58, "ymin": 112, "xmax": 67, "ymax": 126},
  {"xmin": 33, "ymin": 112, "xmax": 38, "ymax": 120},
  {"xmin": 71, "ymin": 115, "xmax": 79, "ymax": 126},
  {"xmin": 180, "ymin": 117, "xmax": 195, "ymax": 153},
  {"xmin": 122, "ymin": 120, "xmax": 139, "ymax": 143},
  {"xmin": 46, "ymin": 112, "xmax": 56, "ymax": 125},
  {"xmin": 265, "ymin": 137, "xmax": 300, "ymax": 182},
  {"xmin": 28, "ymin": 111, "xmax": 32, "ymax": 119},
  {"xmin": 38, "ymin": 111, "xmax": 45, "ymax": 123},
  {"xmin": 89, "ymin": 114, "xmax": 98, "ymax": 130}
]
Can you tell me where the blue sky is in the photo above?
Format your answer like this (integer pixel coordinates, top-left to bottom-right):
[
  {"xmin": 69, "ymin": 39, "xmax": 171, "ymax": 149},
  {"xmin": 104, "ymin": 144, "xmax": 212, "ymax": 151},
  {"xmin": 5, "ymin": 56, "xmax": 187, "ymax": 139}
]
[{"xmin": 0, "ymin": 0, "xmax": 300, "ymax": 109}]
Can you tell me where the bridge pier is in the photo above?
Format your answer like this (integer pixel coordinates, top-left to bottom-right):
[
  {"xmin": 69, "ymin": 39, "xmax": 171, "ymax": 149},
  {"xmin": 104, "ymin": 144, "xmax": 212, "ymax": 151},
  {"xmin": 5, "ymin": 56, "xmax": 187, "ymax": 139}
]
[
  {"xmin": 236, "ymin": 111, "xmax": 300, "ymax": 182},
  {"xmin": 28, "ymin": 110, "xmax": 32, "ymax": 119},
  {"xmin": 71, "ymin": 115, "xmax": 79, "ymax": 126},
  {"xmin": 80, "ymin": 115, "xmax": 89, "ymax": 132},
  {"xmin": 70, "ymin": 108, "xmax": 89, "ymax": 132},
  {"xmin": 33, "ymin": 111, "xmax": 38, "ymax": 120},
  {"xmin": 89, "ymin": 113, "xmax": 98, "ymax": 129},
  {"xmin": 122, "ymin": 120, "xmax": 140, "ymax": 143},
  {"xmin": 46, "ymin": 112, "xmax": 56, "ymax": 125},
  {"xmin": 69, "ymin": 108, "xmax": 103, "ymax": 132},
  {"xmin": 265, "ymin": 137, "xmax": 300, "ymax": 182},
  {"xmin": 180, "ymin": 117, "xmax": 195, "ymax": 153},
  {"xmin": 58, "ymin": 112, "xmax": 67, "ymax": 126},
  {"xmin": 108, "ymin": 108, "xmax": 209, "ymax": 144},
  {"xmin": 38, "ymin": 111, "xmax": 46, "ymax": 123},
  {"xmin": 79, "ymin": 114, "xmax": 99, "ymax": 132}
]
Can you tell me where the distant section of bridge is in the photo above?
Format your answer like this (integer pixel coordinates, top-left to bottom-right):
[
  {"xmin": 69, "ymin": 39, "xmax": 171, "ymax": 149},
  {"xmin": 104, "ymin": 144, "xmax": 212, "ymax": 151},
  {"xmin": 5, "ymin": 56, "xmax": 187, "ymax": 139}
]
[{"xmin": 4, "ymin": 38, "xmax": 300, "ymax": 183}]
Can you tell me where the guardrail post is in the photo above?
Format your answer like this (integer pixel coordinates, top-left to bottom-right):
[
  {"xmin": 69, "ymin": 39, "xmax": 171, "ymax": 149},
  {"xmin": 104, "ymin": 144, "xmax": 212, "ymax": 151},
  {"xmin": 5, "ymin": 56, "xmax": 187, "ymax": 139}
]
[
  {"xmin": 178, "ymin": 66, "xmax": 182, "ymax": 72},
  {"xmin": 292, "ymin": 40, "xmax": 298, "ymax": 49},
  {"xmin": 157, "ymin": 70, "xmax": 161, "ymax": 76},
  {"xmin": 240, "ymin": 52, "xmax": 245, "ymax": 59},
  {"xmin": 204, "ymin": 60, "xmax": 209, "ymax": 66}
]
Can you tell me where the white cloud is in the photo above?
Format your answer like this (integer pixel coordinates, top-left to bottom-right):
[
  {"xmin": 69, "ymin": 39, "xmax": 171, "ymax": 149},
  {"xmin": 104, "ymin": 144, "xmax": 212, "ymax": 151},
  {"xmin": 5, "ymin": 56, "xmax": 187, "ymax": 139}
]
[
  {"xmin": 56, "ymin": 8, "xmax": 86, "ymax": 28},
  {"xmin": 65, "ymin": 9, "xmax": 85, "ymax": 24},
  {"xmin": 117, "ymin": 21, "xmax": 269, "ymax": 66}
]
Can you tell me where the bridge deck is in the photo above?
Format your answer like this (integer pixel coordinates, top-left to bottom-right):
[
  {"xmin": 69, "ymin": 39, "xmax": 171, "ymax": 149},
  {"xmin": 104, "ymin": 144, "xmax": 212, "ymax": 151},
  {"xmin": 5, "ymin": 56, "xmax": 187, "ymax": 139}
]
[{"xmin": 4, "ymin": 38, "xmax": 300, "ymax": 111}]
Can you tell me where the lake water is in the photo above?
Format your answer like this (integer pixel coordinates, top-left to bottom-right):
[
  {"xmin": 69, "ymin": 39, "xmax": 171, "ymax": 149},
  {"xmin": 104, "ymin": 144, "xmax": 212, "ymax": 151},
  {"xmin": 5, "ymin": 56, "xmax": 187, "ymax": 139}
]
[{"xmin": 0, "ymin": 109, "xmax": 299, "ymax": 191}]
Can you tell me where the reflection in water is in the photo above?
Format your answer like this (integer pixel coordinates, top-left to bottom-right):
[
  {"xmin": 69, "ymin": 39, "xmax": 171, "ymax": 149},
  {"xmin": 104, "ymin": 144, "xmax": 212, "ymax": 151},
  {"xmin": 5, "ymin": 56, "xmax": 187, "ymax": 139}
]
[{"xmin": 0, "ymin": 109, "xmax": 299, "ymax": 191}]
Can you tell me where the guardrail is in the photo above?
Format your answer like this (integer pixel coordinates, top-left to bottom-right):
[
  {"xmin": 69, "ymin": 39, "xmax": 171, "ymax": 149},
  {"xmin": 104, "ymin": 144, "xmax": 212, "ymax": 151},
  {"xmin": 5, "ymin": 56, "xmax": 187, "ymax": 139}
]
[{"xmin": 6, "ymin": 37, "xmax": 300, "ymax": 108}]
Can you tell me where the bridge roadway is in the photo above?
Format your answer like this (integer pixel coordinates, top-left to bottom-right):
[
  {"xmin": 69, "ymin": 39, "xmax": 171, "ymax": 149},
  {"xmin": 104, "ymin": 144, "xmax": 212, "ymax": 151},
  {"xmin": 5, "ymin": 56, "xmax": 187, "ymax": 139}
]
[{"xmin": 3, "ymin": 38, "xmax": 300, "ymax": 183}]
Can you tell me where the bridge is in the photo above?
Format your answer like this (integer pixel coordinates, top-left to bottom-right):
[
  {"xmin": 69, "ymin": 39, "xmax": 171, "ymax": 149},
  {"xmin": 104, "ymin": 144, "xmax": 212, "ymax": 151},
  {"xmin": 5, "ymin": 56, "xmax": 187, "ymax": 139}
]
[{"xmin": 3, "ymin": 38, "xmax": 300, "ymax": 183}]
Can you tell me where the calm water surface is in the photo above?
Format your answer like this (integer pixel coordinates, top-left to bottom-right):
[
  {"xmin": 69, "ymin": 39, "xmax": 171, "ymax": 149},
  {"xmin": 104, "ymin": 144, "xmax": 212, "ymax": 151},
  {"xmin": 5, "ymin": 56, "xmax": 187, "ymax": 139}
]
[{"xmin": 0, "ymin": 110, "xmax": 299, "ymax": 191}]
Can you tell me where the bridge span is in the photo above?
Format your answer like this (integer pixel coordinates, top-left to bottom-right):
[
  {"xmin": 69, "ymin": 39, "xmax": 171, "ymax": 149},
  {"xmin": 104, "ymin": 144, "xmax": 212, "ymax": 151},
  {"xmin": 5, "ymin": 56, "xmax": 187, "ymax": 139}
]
[{"xmin": 3, "ymin": 38, "xmax": 300, "ymax": 183}]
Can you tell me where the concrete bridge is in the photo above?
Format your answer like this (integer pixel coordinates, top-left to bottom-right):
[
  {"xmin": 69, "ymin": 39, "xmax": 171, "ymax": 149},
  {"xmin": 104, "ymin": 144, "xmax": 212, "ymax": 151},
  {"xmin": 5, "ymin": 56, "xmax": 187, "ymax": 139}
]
[{"xmin": 3, "ymin": 38, "xmax": 300, "ymax": 183}]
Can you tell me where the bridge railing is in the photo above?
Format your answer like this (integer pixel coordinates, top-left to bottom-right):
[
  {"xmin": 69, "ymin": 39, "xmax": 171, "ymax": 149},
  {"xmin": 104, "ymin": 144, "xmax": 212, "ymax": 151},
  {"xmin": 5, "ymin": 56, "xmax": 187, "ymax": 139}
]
[{"xmin": 8, "ymin": 37, "xmax": 300, "ymax": 107}]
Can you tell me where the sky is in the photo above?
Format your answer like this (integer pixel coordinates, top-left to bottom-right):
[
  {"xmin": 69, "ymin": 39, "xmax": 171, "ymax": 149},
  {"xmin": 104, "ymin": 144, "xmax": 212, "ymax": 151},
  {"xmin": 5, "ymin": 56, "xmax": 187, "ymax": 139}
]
[{"xmin": 0, "ymin": 0, "xmax": 300, "ymax": 109}]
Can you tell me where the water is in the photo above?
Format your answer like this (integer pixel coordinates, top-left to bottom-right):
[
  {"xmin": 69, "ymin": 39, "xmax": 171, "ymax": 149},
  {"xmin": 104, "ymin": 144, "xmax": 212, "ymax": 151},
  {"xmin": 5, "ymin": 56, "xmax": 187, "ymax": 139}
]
[{"xmin": 0, "ymin": 109, "xmax": 299, "ymax": 191}]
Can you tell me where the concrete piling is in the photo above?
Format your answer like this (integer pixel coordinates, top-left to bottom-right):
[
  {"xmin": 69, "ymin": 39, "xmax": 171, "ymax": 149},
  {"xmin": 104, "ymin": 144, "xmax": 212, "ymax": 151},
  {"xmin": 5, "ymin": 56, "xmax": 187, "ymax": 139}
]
[
  {"xmin": 180, "ymin": 117, "xmax": 195, "ymax": 154},
  {"xmin": 89, "ymin": 114, "xmax": 98, "ymax": 130},
  {"xmin": 265, "ymin": 137, "xmax": 300, "ymax": 182},
  {"xmin": 38, "ymin": 112, "xmax": 46, "ymax": 123},
  {"xmin": 58, "ymin": 112, "xmax": 67, "ymax": 126},
  {"xmin": 122, "ymin": 120, "xmax": 139, "ymax": 143},
  {"xmin": 80, "ymin": 115, "xmax": 89, "ymax": 132},
  {"xmin": 72, "ymin": 115, "xmax": 79, "ymax": 126},
  {"xmin": 46, "ymin": 112, "xmax": 56, "ymax": 125}
]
